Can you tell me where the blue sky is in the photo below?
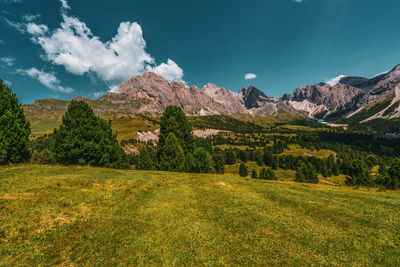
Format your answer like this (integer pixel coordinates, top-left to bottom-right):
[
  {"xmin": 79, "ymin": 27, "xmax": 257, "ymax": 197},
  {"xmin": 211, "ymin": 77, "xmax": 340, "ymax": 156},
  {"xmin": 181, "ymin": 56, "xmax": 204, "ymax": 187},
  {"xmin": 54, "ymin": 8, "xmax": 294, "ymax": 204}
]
[{"xmin": 1, "ymin": 0, "xmax": 400, "ymax": 104}]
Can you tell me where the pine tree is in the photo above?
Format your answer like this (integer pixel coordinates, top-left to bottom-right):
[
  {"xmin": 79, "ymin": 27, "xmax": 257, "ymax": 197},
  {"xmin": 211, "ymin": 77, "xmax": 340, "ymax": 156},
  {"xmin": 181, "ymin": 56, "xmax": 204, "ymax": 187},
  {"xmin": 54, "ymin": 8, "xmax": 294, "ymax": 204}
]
[
  {"xmin": 158, "ymin": 105, "xmax": 193, "ymax": 155},
  {"xmin": 158, "ymin": 132, "xmax": 185, "ymax": 172},
  {"xmin": 225, "ymin": 150, "xmax": 237, "ymax": 165},
  {"xmin": 251, "ymin": 169, "xmax": 258, "ymax": 179},
  {"xmin": 239, "ymin": 163, "xmax": 248, "ymax": 177},
  {"xmin": 213, "ymin": 152, "xmax": 225, "ymax": 174},
  {"xmin": 136, "ymin": 146, "xmax": 156, "ymax": 170},
  {"xmin": 272, "ymin": 156, "xmax": 279, "ymax": 170},
  {"xmin": 192, "ymin": 147, "xmax": 210, "ymax": 173},
  {"xmin": 0, "ymin": 79, "xmax": 31, "ymax": 164},
  {"xmin": 52, "ymin": 100, "xmax": 129, "ymax": 169}
]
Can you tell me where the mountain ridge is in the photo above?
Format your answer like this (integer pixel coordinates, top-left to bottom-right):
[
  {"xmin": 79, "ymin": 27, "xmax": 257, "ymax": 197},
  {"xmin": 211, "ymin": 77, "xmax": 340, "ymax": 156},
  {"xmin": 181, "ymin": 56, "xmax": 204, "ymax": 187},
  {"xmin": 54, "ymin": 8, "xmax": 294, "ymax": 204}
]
[{"xmin": 25, "ymin": 64, "xmax": 400, "ymax": 125}]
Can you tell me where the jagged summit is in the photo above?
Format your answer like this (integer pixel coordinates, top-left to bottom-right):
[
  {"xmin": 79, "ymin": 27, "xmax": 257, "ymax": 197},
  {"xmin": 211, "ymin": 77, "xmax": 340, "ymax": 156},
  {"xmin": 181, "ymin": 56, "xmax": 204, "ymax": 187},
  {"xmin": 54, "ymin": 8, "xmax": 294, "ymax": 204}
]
[{"xmin": 28, "ymin": 63, "xmax": 400, "ymax": 123}]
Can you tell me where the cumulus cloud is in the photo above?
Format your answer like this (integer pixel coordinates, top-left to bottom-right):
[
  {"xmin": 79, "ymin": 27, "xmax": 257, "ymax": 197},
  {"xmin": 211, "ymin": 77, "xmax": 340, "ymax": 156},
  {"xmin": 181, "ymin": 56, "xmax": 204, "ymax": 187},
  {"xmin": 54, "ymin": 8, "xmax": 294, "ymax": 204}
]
[
  {"xmin": 245, "ymin": 73, "xmax": 257, "ymax": 80},
  {"xmin": 24, "ymin": 2, "xmax": 184, "ymax": 88},
  {"xmin": 1, "ymin": 56, "xmax": 15, "ymax": 66},
  {"xmin": 7, "ymin": 0, "xmax": 185, "ymax": 91},
  {"xmin": 325, "ymin": 75, "xmax": 346, "ymax": 86},
  {"xmin": 146, "ymin": 59, "xmax": 184, "ymax": 81},
  {"xmin": 18, "ymin": 68, "xmax": 74, "ymax": 93}
]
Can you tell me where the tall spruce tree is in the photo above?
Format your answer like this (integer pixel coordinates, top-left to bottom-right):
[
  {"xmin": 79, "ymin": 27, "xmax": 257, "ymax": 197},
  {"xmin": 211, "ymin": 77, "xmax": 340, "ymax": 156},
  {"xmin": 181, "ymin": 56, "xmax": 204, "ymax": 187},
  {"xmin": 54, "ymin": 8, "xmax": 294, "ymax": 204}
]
[
  {"xmin": 0, "ymin": 79, "xmax": 31, "ymax": 164},
  {"xmin": 157, "ymin": 106, "xmax": 194, "ymax": 155},
  {"xmin": 52, "ymin": 100, "xmax": 129, "ymax": 169},
  {"xmin": 158, "ymin": 132, "xmax": 185, "ymax": 172}
]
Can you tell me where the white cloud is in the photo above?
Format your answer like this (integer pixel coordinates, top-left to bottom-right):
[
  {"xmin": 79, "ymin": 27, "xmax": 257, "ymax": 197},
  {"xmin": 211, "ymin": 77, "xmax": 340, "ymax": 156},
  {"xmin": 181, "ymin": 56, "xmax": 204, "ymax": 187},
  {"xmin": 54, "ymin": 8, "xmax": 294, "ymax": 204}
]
[
  {"xmin": 18, "ymin": 68, "xmax": 74, "ymax": 93},
  {"xmin": 60, "ymin": 0, "xmax": 70, "ymax": 10},
  {"xmin": 325, "ymin": 75, "xmax": 346, "ymax": 86},
  {"xmin": 109, "ymin": 85, "xmax": 119, "ymax": 93},
  {"xmin": 146, "ymin": 59, "xmax": 184, "ymax": 81},
  {"xmin": 245, "ymin": 73, "xmax": 257, "ymax": 80},
  {"xmin": 23, "ymin": 14, "xmax": 41, "ymax": 22},
  {"xmin": 19, "ymin": 2, "xmax": 184, "ymax": 89},
  {"xmin": 0, "ymin": 56, "xmax": 16, "ymax": 66},
  {"xmin": 26, "ymin": 23, "xmax": 48, "ymax": 35}
]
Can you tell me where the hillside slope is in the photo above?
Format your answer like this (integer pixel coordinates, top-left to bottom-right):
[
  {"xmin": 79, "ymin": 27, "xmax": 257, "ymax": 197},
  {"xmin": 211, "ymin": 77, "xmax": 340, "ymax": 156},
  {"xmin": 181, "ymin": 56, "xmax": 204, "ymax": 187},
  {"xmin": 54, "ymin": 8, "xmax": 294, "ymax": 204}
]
[{"xmin": 1, "ymin": 165, "xmax": 400, "ymax": 266}]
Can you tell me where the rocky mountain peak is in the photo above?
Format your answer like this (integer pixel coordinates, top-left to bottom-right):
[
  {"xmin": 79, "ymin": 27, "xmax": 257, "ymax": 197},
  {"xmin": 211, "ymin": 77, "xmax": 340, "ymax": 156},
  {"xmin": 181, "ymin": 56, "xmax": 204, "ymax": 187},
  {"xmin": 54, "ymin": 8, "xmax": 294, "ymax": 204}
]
[
  {"xmin": 239, "ymin": 86, "xmax": 278, "ymax": 109},
  {"xmin": 202, "ymin": 83, "xmax": 247, "ymax": 114},
  {"xmin": 293, "ymin": 83, "xmax": 363, "ymax": 112}
]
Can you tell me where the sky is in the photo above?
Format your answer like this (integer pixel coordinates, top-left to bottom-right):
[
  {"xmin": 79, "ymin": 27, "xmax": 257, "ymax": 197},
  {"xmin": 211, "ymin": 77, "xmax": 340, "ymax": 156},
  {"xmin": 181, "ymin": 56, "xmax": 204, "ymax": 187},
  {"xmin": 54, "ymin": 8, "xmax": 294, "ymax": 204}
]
[{"xmin": 1, "ymin": 0, "xmax": 400, "ymax": 104}]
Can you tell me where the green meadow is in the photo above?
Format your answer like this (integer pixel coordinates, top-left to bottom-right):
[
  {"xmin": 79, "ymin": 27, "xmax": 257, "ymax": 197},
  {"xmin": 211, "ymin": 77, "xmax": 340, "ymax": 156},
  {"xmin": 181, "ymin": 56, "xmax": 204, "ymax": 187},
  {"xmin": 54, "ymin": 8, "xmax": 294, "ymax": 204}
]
[{"xmin": 1, "ymin": 165, "xmax": 399, "ymax": 266}]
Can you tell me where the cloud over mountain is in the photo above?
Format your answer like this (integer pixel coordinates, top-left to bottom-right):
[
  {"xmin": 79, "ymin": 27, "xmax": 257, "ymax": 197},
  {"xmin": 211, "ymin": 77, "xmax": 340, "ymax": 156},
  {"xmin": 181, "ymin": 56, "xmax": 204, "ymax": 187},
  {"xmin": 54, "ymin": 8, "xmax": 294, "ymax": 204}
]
[{"xmin": 21, "ymin": 0, "xmax": 184, "ymax": 89}]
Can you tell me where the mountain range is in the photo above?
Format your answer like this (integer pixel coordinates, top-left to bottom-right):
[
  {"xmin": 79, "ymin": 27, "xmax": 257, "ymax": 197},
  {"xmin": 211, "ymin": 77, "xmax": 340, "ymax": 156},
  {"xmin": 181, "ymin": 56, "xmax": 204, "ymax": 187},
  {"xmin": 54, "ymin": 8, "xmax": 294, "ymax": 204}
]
[{"xmin": 27, "ymin": 64, "xmax": 400, "ymax": 125}]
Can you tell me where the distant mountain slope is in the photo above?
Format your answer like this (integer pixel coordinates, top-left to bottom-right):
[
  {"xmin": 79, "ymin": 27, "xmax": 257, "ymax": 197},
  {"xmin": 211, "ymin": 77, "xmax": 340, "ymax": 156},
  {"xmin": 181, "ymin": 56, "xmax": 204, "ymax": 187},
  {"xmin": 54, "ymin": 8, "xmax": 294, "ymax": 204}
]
[{"xmin": 23, "ymin": 64, "xmax": 400, "ymax": 128}]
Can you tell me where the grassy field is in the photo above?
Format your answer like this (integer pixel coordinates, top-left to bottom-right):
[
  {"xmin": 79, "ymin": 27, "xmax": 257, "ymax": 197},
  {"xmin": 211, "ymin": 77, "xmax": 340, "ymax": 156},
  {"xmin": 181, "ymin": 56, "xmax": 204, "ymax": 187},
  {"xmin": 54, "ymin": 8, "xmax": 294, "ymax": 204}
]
[
  {"xmin": 281, "ymin": 144, "xmax": 336, "ymax": 159},
  {"xmin": 1, "ymin": 165, "xmax": 400, "ymax": 265}
]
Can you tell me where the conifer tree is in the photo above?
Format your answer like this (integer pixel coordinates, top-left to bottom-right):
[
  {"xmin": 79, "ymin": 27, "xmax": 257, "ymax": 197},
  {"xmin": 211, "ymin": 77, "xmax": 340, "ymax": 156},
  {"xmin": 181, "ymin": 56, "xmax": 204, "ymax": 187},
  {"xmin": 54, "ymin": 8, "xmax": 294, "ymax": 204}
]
[
  {"xmin": 52, "ymin": 100, "xmax": 129, "ymax": 169},
  {"xmin": 158, "ymin": 132, "xmax": 185, "ymax": 172},
  {"xmin": 213, "ymin": 152, "xmax": 225, "ymax": 174},
  {"xmin": 158, "ymin": 105, "xmax": 193, "ymax": 155},
  {"xmin": 251, "ymin": 169, "xmax": 258, "ymax": 179},
  {"xmin": 225, "ymin": 150, "xmax": 237, "ymax": 165},
  {"xmin": 0, "ymin": 79, "xmax": 31, "ymax": 164},
  {"xmin": 136, "ymin": 146, "xmax": 156, "ymax": 170},
  {"xmin": 239, "ymin": 163, "xmax": 248, "ymax": 177}
]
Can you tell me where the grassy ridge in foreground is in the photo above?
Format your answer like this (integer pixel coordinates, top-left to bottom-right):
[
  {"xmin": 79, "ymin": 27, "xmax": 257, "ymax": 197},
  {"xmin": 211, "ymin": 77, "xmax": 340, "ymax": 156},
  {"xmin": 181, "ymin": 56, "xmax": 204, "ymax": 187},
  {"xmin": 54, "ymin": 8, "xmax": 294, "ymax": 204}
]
[{"xmin": 1, "ymin": 165, "xmax": 400, "ymax": 265}]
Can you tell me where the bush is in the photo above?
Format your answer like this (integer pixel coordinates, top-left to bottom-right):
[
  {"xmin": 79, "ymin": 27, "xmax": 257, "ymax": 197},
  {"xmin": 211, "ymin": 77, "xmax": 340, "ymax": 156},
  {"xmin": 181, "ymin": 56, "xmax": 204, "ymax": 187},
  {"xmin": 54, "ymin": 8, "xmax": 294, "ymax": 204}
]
[
  {"xmin": 0, "ymin": 79, "xmax": 31, "ymax": 164},
  {"xmin": 239, "ymin": 163, "xmax": 248, "ymax": 177},
  {"xmin": 31, "ymin": 149, "xmax": 53, "ymax": 164},
  {"xmin": 295, "ymin": 163, "xmax": 319, "ymax": 184},
  {"xmin": 344, "ymin": 160, "xmax": 374, "ymax": 187},
  {"xmin": 259, "ymin": 167, "xmax": 277, "ymax": 180},
  {"xmin": 251, "ymin": 169, "xmax": 258, "ymax": 179}
]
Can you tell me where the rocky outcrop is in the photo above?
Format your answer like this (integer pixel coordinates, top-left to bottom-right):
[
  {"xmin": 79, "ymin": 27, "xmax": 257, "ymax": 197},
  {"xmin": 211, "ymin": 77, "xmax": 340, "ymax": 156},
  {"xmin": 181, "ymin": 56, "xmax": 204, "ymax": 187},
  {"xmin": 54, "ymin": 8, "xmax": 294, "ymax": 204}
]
[
  {"xmin": 117, "ymin": 72, "xmax": 244, "ymax": 115},
  {"xmin": 292, "ymin": 83, "xmax": 363, "ymax": 112},
  {"xmin": 239, "ymin": 86, "xmax": 278, "ymax": 109},
  {"xmin": 202, "ymin": 83, "xmax": 247, "ymax": 114}
]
